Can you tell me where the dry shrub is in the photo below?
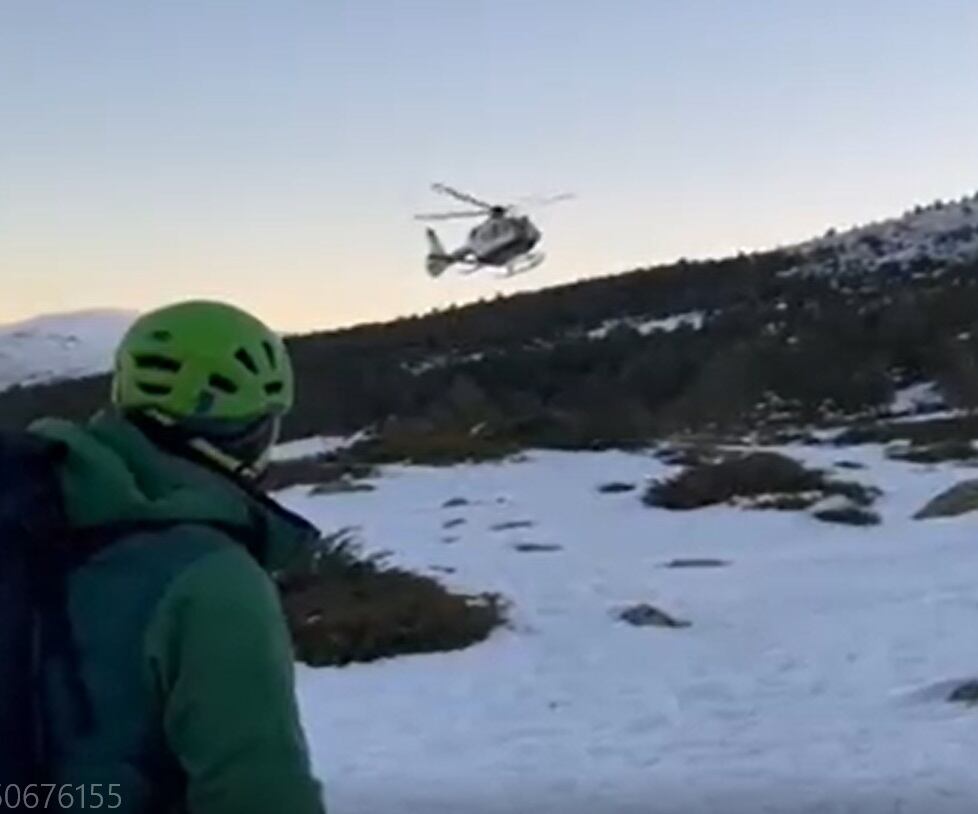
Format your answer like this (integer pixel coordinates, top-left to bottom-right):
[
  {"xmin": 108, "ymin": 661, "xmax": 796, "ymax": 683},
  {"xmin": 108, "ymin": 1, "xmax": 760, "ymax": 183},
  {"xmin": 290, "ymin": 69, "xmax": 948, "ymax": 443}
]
[
  {"xmin": 265, "ymin": 455, "xmax": 376, "ymax": 492},
  {"xmin": 644, "ymin": 451, "xmax": 878, "ymax": 511},
  {"xmin": 837, "ymin": 414, "xmax": 978, "ymax": 447},
  {"xmin": 813, "ymin": 505, "xmax": 881, "ymax": 526},
  {"xmin": 278, "ymin": 530, "xmax": 506, "ymax": 667},
  {"xmin": 655, "ymin": 443, "xmax": 725, "ymax": 468},
  {"xmin": 886, "ymin": 439, "xmax": 976, "ymax": 464},
  {"xmin": 645, "ymin": 452, "xmax": 818, "ymax": 509}
]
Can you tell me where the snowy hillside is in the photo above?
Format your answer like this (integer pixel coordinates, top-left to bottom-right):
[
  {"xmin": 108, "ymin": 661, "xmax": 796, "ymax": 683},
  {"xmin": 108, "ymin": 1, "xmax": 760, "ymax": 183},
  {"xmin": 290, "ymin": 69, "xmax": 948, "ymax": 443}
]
[
  {"xmin": 392, "ymin": 191, "xmax": 978, "ymax": 391},
  {"xmin": 280, "ymin": 443, "xmax": 978, "ymax": 814},
  {"xmin": 0, "ymin": 309, "xmax": 136, "ymax": 392},
  {"xmin": 793, "ymin": 192, "xmax": 978, "ymax": 276}
]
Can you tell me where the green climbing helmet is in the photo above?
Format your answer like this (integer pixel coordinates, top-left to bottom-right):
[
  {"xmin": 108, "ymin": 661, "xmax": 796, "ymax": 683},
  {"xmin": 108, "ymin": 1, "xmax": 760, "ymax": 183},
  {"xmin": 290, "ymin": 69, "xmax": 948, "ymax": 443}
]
[{"xmin": 112, "ymin": 300, "xmax": 294, "ymax": 423}]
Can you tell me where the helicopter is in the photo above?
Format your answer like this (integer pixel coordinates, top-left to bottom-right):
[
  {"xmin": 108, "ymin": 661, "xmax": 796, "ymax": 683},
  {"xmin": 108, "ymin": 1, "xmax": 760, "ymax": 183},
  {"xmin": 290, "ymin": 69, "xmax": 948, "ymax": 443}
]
[{"xmin": 414, "ymin": 183, "xmax": 573, "ymax": 278}]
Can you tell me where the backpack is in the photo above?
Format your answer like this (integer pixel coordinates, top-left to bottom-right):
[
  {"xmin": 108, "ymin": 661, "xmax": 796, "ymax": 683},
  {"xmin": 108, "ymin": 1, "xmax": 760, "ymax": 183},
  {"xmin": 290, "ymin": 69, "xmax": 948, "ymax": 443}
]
[
  {"xmin": 0, "ymin": 426, "xmax": 274, "ymax": 795},
  {"xmin": 0, "ymin": 431, "xmax": 69, "ymax": 790}
]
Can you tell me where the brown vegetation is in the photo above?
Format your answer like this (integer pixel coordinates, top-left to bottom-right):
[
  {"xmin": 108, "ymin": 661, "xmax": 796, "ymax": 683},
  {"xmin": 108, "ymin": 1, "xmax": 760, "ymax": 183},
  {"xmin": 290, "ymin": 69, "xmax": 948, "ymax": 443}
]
[
  {"xmin": 644, "ymin": 452, "xmax": 879, "ymax": 511},
  {"xmin": 278, "ymin": 531, "xmax": 506, "ymax": 667}
]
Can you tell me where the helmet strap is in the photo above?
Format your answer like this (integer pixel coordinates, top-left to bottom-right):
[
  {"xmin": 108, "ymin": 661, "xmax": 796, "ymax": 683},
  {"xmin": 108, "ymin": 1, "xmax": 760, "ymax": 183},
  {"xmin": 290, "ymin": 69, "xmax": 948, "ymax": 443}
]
[{"xmin": 140, "ymin": 408, "xmax": 262, "ymax": 481}]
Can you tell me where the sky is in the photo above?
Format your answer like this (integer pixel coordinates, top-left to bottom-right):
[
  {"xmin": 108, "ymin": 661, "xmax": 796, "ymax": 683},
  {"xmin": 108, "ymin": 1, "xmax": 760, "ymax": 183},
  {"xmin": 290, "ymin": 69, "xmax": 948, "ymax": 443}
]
[{"xmin": 2, "ymin": 0, "xmax": 978, "ymax": 332}]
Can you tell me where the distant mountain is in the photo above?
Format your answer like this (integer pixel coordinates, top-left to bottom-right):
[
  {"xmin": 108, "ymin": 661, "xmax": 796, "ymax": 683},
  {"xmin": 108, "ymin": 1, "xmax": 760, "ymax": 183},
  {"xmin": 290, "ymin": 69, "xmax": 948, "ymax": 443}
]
[{"xmin": 0, "ymin": 309, "xmax": 137, "ymax": 392}]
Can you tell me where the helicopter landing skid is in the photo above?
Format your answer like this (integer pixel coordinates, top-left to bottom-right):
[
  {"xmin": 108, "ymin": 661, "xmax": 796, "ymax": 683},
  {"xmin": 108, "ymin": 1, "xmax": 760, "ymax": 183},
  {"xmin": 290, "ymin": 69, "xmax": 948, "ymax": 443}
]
[{"xmin": 499, "ymin": 252, "xmax": 545, "ymax": 278}]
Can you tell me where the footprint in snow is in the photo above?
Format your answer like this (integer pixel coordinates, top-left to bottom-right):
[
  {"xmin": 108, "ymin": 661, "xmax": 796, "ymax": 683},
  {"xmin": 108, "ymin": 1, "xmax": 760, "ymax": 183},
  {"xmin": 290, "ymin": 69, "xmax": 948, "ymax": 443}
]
[
  {"xmin": 491, "ymin": 520, "xmax": 535, "ymax": 532},
  {"xmin": 660, "ymin": 558, "xmax": 731, "ymax": 569},
  {"xmin": 597, "ymin": 481, "xmax": 636, "ymax": 494},
  {"xmin": 617, "ymin": 603, "xmax": 691, "ymax": 629},
  {"xmin": 512, "ymin": 543, "xmax": 562, "ymax": 553}
]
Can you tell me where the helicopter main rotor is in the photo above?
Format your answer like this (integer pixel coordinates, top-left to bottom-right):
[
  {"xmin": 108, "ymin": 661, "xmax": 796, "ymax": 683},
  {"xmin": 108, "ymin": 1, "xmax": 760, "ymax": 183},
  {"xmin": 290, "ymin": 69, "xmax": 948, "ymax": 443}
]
[
  {"xmin": 430, "ymin": 183, "xmax": 496, "ymax": 211},
  {"xmin": 413, "ymin": 210, "xmax": 488, "ymax": 222},
  {"xmin": 416, "ymin": 184, "xmax": 575, "ymax": 221},
  {"xmin": 518, "ymin": 192, "xmax": 576, "ymax": 208}
]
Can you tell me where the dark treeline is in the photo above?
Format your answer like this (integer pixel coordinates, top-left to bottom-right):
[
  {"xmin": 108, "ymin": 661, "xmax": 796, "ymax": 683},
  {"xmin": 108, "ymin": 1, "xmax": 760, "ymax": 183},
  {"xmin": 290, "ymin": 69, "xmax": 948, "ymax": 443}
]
[{"xmin": 5, "ymin": 249, "xmax": 978, "ymax": 449}]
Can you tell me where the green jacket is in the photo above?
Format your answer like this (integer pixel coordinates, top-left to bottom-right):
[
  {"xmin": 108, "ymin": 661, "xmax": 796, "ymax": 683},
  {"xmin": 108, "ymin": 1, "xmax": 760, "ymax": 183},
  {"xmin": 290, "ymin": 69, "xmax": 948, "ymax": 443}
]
[{"xmin": 30, "ymin": 411, "xmax": 326, "ymax": 814}]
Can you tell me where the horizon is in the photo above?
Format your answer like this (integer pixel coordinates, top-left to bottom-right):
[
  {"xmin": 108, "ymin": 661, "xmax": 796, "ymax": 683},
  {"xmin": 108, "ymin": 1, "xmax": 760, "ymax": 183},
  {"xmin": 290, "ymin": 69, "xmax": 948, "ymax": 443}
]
[
  {"xmin": 3, "ymin": 1, "xmax": 978, "ymax": 332},
  {"xmin": 1, "ymin": 182, "xmax": 974, "ymax": 335}
]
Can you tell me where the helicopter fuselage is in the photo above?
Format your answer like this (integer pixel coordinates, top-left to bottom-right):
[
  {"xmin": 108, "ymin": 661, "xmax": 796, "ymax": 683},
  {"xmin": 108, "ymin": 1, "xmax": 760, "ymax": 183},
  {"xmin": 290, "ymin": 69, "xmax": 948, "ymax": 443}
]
[
  {"xmin": 416, "ymin": 182, "xmax": 564, "ymax": 277},
  {"xmin": 465, "ymin": 214, "xmax": 541, "ymax": 266}
]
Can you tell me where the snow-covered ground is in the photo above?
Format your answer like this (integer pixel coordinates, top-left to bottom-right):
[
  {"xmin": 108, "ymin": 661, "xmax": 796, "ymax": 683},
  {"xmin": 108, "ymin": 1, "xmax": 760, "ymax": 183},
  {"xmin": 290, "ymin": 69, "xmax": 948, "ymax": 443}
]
[
  {"xmin": 278, "ymin": 443, "xmax": 978, "ymax": 814},
  {"xmin": 0, "ymin": 309, "xmax": 136, "ymax": 391}
]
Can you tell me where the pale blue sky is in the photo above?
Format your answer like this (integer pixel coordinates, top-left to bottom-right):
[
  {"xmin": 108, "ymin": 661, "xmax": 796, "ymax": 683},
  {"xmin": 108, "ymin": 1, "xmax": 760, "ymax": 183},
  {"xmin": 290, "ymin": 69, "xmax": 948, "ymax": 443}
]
[{"xmin": 2, "ymin": 1, "xmax": 977, "ymax": 330}]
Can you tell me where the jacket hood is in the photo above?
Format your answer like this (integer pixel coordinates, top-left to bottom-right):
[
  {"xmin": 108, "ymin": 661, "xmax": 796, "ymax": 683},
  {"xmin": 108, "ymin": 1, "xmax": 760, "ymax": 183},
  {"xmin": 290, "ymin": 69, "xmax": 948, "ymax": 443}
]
[{"xmin": 29, "ymin": 410, "xmax": 317, "ymax": 571}]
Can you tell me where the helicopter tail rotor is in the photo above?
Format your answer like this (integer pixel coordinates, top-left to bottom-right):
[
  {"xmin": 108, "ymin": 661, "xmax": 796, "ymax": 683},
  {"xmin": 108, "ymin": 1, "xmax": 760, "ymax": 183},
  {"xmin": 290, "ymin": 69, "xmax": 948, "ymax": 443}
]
[{"xmin": 425, "ymin": 228, "xmax": 453, "ymax": 278}]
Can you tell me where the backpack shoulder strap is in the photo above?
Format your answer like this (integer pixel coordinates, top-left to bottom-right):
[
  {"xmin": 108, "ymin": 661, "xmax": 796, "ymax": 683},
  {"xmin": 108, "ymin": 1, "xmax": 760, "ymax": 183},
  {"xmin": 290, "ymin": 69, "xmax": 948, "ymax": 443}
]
[{"xmin": 66, "ymin": 518, "xmax": 266, "ymax": 572}]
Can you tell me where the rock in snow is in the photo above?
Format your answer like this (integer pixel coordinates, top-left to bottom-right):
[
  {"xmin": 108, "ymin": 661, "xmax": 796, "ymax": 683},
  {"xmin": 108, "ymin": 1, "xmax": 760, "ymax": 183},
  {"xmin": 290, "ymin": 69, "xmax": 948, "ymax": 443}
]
[
  {"xmin": 915, "ymin": 479, "xmax": 978, "ymax": 519},
  {"xmin": 948, "ymin": 680, "xmax": 978, "ymax": 706},
  {"xmin": 618, "ymin": 603, "xmax": 692, "ymax": 628}
]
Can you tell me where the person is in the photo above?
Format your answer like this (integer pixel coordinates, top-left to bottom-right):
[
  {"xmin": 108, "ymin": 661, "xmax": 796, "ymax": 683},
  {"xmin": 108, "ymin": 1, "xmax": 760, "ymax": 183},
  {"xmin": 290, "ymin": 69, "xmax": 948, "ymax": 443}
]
[{"xmin": 29, "ymin": 300, "xmax": 326, "ymax": 814}]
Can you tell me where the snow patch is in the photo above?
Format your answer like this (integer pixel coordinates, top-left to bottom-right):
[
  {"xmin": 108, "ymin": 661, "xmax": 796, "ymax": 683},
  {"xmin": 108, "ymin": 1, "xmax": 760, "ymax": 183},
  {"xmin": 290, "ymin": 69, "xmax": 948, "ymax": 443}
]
[
  {"xmin": 587, "ymin": 310, "xmax": 705, "ymax": 340},
  {"xmin": 404, "ymin": 351, "xmax": 486, "ymax": 376},
  {"xmin": 807, "ymin": 494, "xmax": 853, "ymax": 514},
  {"xmin": 890, "ymin": 382, "xmax": 946, "ymax": 417}
]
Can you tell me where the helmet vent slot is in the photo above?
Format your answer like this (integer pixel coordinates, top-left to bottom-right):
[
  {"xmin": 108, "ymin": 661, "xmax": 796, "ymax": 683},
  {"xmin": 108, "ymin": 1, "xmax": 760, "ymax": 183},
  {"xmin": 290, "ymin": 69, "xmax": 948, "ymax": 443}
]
[
  {"xmin": 235, "ymin": 348, "xmax": 259, "ymax": 374},
  {"xmin": 262, "ymin": 341, "xmax": 277, "ymax": 369},
  {"xmin": 136, "ymin": 382, "xmax": 172, "ymax": 396},
  {"xmin": 264, "ymin": 381, "xmax": 284, "ymax": 395},
  {"xmin": 133, "ymin": 353, "xmax": 181, "ymax": 373},
  {"xmin": 208, "ymin": 374, "xmax": 238, "ymax": 395}
]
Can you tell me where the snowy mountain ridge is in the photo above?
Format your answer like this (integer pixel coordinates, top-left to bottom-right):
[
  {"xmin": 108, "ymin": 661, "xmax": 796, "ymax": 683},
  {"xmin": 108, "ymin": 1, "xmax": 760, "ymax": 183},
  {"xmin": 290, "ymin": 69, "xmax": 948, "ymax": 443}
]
[
  {"xmin": 790, "ymin": 191, "xmax": 978, "ymax": 277},
  {"xmin": 0, "ymin": 309, "xmax": 137, "ymax": 392},
  {"xmin": 560, "ymin": 192, "xmax": 978, "ymax": 352}
]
